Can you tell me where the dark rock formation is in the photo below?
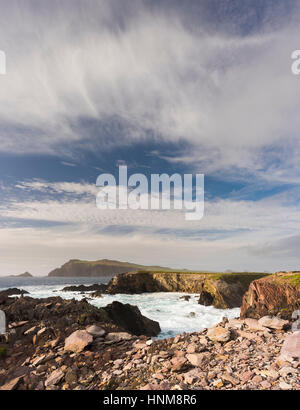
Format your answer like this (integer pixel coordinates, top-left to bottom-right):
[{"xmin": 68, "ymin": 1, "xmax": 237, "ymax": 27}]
[
  {"xmin": 0, "ymin": 288, "xmax": 29, "ymax": 298},
  {"xmin": 0, "ymin": 295, "xmax": 160, "ymax": 338},
  {"xmin": 180, "ymin": 295, "xmax": 191, "ymax": 301},
  {"xmin": 61, "ymin": 284, "xmax": 107, "ymax": 293},
  {"xmin": 198, "ymin": 291, "xmax": 214, "ymax": 306},
  {"xmin": 90, "ymin": 291, "xmax": 103, "ymax": 298},
  {"xmin": 103, "ymin": 301, "xmax": 160, "ymax": 337},
  {"xmin": 241, "ymin": 271, "xmax": 300, "ymax": 320}
]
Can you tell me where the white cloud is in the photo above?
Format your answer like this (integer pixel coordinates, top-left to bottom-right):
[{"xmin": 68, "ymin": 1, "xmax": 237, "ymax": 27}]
[
  {"xmin": 6, "ymin": 181, "xmax": 300, "ymax": 236},
  {"xmin": 0, "ymin": 180, "xmax": 300, "ymax": 274},
  {"xmin": 0, "ymin": 1, "xmax": 299, "ymax": 180}
]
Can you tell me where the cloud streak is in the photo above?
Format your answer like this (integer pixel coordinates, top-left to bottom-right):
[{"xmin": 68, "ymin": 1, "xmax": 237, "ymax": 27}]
[{"xmin": 0, "ymin": 1, "xmax": 299, "ymax": 181}]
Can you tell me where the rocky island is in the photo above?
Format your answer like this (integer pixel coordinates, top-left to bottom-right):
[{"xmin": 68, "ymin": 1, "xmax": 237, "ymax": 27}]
[{"xmin": 7, "ymin": 272, "xmax": 33, "ymax": 278}]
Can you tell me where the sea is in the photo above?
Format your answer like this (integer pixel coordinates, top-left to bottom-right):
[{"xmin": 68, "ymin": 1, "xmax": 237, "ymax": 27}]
[{"xmin": 0, "ymin": 276, "xmax": 240, "ymax": 339}]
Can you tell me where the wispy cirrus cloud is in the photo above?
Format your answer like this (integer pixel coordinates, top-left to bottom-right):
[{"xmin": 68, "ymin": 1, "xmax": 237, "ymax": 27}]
[{"xmin": 0, "ymin": 0, "xmax": 299, "ymax": 182}]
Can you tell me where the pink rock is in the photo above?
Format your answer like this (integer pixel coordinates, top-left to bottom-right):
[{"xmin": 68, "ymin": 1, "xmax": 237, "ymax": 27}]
[
  {"xmin": 186, "ymin": 344, "xmax": 196, "ymax": 354},
  {"xmin": 240, "ymin": 371, "xmax": 254, "ymax": 383},
  {"xmin": 45, "ymin": 369, "xmax": 64, "ymax": 387},
  {"xmin": 0, "ymin": 377, "xmax": 22, "ymax": 390},
  {"xmin": 140, "ymin": 383, "xmax": 169, "ymax": 390},
  {"xmin": 64, "ymin": 330, "xmax": 93, "ymax": 353},
  {"xmin": 261, "ymin": 381, "xmax": 271, "ymax": 389},
  {"xmin": 207, "ymin": 327, "xmax": 231, "ymax": 342},
  {"xmin": 86, "ymin": 325, "xmax": 105, "ymax": 337},
  {"xmin": 252, "ymin": 375, "xmax": 263, "ymax": 383},
  {"xmin": 258, "ymin": 316, "xmax": 289, "ymax": 330},
  {"xmin": 280, "ymin": 332, "xmax": 300, "ymax": 360},
  {"xmin": 170, "ymin": 357, "xmax": 187, "ymax": 372},
  {"xmin": 186, "ymin": 352, "xmax": 210, "ymax": 367},
  {"xmin": 244, "ymin": 318, "xmax": 265, "ymax": 331}
]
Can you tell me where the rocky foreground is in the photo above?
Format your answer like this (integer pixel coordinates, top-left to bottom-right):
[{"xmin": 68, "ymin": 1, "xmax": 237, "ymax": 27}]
[{"xmin": 0, "ymin": 292, "xmax": 299, "ymax": 390}]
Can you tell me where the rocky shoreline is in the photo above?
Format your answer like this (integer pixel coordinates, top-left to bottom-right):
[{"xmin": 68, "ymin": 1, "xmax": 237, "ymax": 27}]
[
  {"xmin": 0, "ymin": 296, "xmax": 299, "ymax": 390},
  {"xmin": 0, "ymin": 271, "xmax": 299, "ymax": 390}
]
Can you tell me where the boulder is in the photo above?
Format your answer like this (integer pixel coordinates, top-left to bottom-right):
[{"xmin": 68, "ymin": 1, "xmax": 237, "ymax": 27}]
[
  {"xmin": 45, "ymin": 369, "xmax": 64, "ymax": 387},
  {"xmin": 103, "ymin": 301, "xmax": 160, "ymax": 336},
  {"xmin": 226, "ymin": 319, "xmax": 244, "ymax": 330},
  {"xmin": 207, "ymin": 327, "xmax": 231, "ymax": 343},
  {"xmin": 105, "ymin": 332, "xmax": 132, "ymax": 342},
  {"xmin": 32, "ymin": 355, "xmax": 47, "ymax": 366},
  {"xmin": 24, "ymin": 326, "xmax": 38, "ymax": 335},
  {"xmin": 64, "ymin": 330, "xmax": 93, "ymax": 353},
  {"xmin": 65, "ymin": 368, "xmax": 78, "ymax": 385},
  {"xmin": 280, "ymin": 332, "xmax": 300, "ymax": 360},
  {"xmin": 180, "ymin": 295, "xmax": 191, "ymax": 301},
  {"xmin": 170, "ymin": 357, "xmax": 188, "ymax": 372},
  {"xmin": 244, "ymin": 318, "xmax": 265, "ymax": 331},
  {"xmin": 258, "ymin": 316, "xmax": 289, "ymax": 330},
  {"xmin": 0, "ymin": 376, "xmax": 22, "ymax": 390},
  {"xmin": 86, "ymin": 325, "xmax": 106, "ymax": 337},
  {"xmin": 140, "ymin": 383, "xmax": 170, "ymax": 390},
  {"xmin": 186, "ymin": 352, "xmax": 210, "ymax": 367}
]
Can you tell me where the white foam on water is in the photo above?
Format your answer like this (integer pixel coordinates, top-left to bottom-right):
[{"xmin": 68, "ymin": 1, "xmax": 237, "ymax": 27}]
[
  {"xmin": 4, "ymin": 285, "xmax": 240, "ymax": 339},
  {"xmin": 89, "ymin": 293, "xmax": 240, "ymax": 339}
]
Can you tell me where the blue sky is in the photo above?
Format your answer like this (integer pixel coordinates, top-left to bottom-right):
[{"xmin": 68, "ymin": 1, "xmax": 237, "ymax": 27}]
[{"xmin": 0, "ymin": 0, "xmax": 300, "ymax": 275}]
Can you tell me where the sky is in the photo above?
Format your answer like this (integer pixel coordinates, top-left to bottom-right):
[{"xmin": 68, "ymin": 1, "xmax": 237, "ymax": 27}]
[{"xmin": 0, "ymin": 0, "xmax": 300, "ymax": 275}]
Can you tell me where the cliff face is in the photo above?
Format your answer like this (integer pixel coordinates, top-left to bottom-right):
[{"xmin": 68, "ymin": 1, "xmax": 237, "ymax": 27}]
[
  {"xmin": 107, "ymin": 271, "xmax": 269, "ymax": 308},
  {"xmin": 240, "ymin": 271, "xmax": 300, "ymax": 320},
  {"xmin": 48, "ymin": 259, "xmax": 171, "ymax": 277}
]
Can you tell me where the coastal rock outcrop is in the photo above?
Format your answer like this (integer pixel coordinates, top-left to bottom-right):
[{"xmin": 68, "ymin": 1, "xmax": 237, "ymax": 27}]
[
  {"xmin": 107, "ymin": 271, "xmax": 269, "ymax": 308},
  {"xmin": 240, "ymin": 271, "xmax": 300, "ymax": 320},
  {"xmin": 103, "ymin": 301, "xmax": 161, "ymax": 337},
  {"xmin": 0, "ymin": 295, "xmax": 160, "ymax": 338},
  {"xmin": 0, "ymin": 288, "xmax": 29, "ymax": 297},
  {"xmin": 61, "ymin": 284, "xmax": 108, "ymax": 293}
]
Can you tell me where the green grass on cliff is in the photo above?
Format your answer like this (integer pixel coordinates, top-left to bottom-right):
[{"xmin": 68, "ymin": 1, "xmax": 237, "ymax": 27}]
[
  {"xmin": 136, "ymin": 270, "xmax": 270, "ymax": 285},
  {"xmin": 276, "ymin": 273, "xmax": 300, "ymax": 287},
  {"xmin": 206, "ymin": 272, "xmax": 270, "ymax": 285}
]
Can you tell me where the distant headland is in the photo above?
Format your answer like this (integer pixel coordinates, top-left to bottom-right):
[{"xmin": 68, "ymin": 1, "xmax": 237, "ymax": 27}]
[
  {"xmin": 47, "ymin": 259, "xmax": 176, "ymax": 277},
  {"xmin": 8, "ymin": 271, "xmax": 33, "ymax": 278}
]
